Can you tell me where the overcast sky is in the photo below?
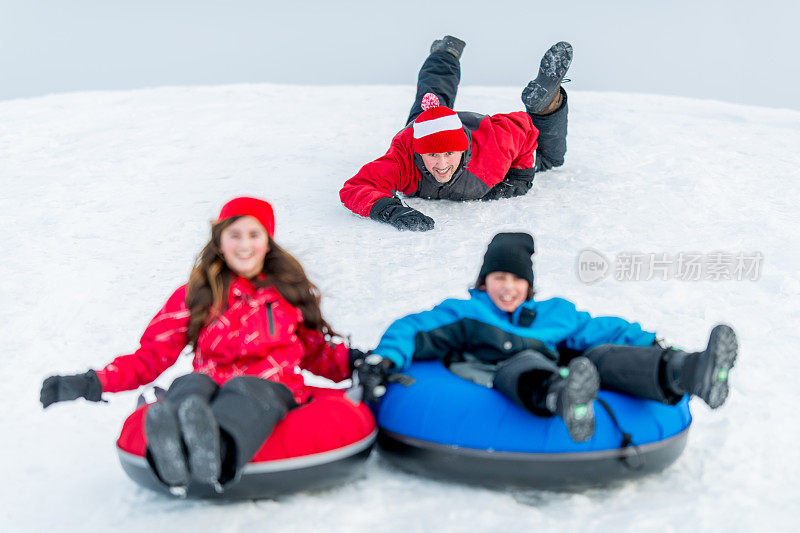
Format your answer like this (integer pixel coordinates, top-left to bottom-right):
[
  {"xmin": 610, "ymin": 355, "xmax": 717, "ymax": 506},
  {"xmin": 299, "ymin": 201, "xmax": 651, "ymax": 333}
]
[{"xmin": 1, "ymin": 0, "xmax": 798, "ymax": 110}]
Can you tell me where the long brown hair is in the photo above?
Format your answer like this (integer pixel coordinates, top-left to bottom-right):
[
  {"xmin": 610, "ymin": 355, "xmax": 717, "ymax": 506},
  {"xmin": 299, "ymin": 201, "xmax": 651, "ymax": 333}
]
[{"xmin": 185, "ymin": 216, "xmax": 336, "ymax": 349}]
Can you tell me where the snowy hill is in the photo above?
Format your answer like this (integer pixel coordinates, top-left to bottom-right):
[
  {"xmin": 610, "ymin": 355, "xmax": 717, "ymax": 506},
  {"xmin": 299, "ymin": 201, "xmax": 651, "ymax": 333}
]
[{"xmin": 1, "ymin": 84, "xmax": 799, "ymax": 532}]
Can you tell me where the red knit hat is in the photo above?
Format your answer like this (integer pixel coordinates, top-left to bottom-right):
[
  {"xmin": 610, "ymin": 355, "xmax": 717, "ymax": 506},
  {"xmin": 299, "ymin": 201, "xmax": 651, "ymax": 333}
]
[
  {"xmin": 412, "ymin": 93, "xmax": 469, "ymax": 154},
  {"xmin": 217, "ymin": 197, "xmax": 275, "ymax": 237}
]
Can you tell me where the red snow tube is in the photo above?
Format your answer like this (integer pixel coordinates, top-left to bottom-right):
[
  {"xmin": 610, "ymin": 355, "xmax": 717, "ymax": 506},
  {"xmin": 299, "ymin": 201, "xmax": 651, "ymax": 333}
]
[{"xmin": 116, "ymin": 387, "xmax": 377, "ymax": 499}]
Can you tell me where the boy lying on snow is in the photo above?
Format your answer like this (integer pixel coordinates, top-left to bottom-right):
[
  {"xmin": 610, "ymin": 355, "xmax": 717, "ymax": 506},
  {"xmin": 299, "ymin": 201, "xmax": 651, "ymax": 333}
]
[
  {"xmin": 339, "ymin": 36, "xmax": 571, "ymax": 231},
  {"xmin": 352, "ymin": 233, "xmax": 738, "ymax": 441}
]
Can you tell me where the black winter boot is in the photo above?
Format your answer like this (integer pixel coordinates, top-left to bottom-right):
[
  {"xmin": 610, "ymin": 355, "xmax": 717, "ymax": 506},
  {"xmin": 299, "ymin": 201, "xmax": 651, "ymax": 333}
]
[
  {"xmin": 430, "ymin": 35, "xmax": 466, "ymax": 60},
  {"xmin": 667, "ymin": 325, "xmax": 738, "ymax": 408},
  {"xmin": 145, "ymin": 402, "xmax": 190, "ymax": 491},
  {"xmin": 544, "ymin": 357, "xmax": 600, "ymax": 442},
  {"xmin": 177, "ymin": 395, "xmax": 222, "ymax": 490},
  {"xmin": 522, "ymin": 41, "xmax": 572, "ymax": 114}
]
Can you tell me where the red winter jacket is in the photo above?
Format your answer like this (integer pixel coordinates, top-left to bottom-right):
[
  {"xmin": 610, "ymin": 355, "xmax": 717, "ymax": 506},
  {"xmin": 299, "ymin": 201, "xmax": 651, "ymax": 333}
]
[
  {"xmin": 339, "ymin": 111, "xmax": 539, "ymax": 217},
  {"xmin": 94, "ymin": 277, "xmax": 351, "ymax": 403}
]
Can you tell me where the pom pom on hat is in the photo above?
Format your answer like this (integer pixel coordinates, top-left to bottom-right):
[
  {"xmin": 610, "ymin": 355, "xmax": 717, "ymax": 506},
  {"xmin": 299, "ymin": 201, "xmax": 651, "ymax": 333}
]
[
  {"xmin": 217, "ymin": 196, "xmax": 275, "ymax": 237},
  {"xmin": 412, "ymin": 92, "xmax": 469, "ymax": 154},
  {"xmin": 421, "ymin": 92, "xmax": 440, "ymax": 111}
]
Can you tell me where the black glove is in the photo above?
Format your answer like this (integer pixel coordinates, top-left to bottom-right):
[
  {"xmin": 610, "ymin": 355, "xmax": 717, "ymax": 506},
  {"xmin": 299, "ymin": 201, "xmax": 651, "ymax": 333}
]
[
  {"xmin": 369, "ymin": 197, "xmax": 434, "ymax": 232},
  {"xmin": 40, "ymin": 370, "xmax": 103, "ymax": 408},
  {"xmin": 482, "ymin": 169, "xmax": 534, "ymax": 200},
  {"xmin": 481, "ymin": 180, "xmax": 517, "ymax": 200},
  {"xmin": 348, "ymin": 348, "xmax": 369, "ymax": 371},
  {"xmin": 350, "ymin": 349, "xmax": 391, "ymax": 404}
]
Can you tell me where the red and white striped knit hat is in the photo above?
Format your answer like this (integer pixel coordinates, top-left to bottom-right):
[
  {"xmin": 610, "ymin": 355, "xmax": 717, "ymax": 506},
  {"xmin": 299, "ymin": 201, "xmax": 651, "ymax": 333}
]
[{"xmin": 412, "ymin": 93, "xmax": 469, "ymax": 154}]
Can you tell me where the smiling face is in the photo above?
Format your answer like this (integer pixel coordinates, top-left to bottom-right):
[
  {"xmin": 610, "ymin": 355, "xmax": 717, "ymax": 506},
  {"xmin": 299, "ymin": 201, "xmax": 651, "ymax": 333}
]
[
  {"xmin": 420, "ymin": 151, "xmax": 464, "ymax": 183},
  {"xmin": 219, "ymin": 216, "xmax": 270, "ymax": 278},
  {"xmin": 482, "ymin": 271, "xmax": 530, "ymax": 313}
]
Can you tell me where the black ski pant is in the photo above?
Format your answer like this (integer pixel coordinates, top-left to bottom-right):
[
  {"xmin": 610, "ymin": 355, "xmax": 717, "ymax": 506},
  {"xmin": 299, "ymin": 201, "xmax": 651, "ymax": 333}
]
[
  {"xmin": 492, "ymin": 344, "xmax": 680, "ymax": 415},
  {"xmin": 584, "ymin": 344, "xmax": 682, "ymax": 405},
  {"xmin": 157, "ymin": 373, "xmax": 298, "ymax": 482},
  {"xmin": 405, "ymin": 50, "xmax": 568, "ymax": 172},
  {"xmin": 493, "ymin": 349, "xmax": 562, "ymax": 416}
]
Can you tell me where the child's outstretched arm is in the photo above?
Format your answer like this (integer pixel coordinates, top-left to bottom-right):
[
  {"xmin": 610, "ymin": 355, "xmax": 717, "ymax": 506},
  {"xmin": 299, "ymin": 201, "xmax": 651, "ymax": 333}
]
[
  {"xmin": 555, "ymin": 298, "xmax": 656, "ymax": 352},
  {"xmin": 296, "ymin": 326, "xmax": 352, "ymax": 383},
  {"xmin": 95, "ymin": 286, "xmax": 191, "ymax": 393},
  {"xmin": 41, "ymin": 286, "xmax": 192, "ymax": 408},
  {"xmin": 374, "ymin": 299, "xmax": 466, "ymax": 370}
]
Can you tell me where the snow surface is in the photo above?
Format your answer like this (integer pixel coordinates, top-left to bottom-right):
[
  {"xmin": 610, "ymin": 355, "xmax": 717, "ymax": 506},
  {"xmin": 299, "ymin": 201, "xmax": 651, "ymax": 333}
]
[{"xmin": 1, "ymin": 84, "xmax": 799, "ymax": 532}]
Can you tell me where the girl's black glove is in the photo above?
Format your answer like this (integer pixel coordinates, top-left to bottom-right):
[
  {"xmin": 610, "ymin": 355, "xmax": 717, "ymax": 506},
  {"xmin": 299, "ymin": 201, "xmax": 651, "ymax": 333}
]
[
  {"xmin": 40, "ymin": 370, "xmax": 103, "ymax": 408},
  {"xmin": 349, "ymin": 349, "xmax": 391, "ymax": 404}
]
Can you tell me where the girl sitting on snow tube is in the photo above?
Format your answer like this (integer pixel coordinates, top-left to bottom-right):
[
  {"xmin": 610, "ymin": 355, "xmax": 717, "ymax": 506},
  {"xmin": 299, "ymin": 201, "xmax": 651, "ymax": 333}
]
[
  {"xmin": 40, "ymin": 196, "xmax": 374, "ymax": 496},
  {"xmin": 355, "ymin": 232, "xmax": 738, "ymax": 445}
]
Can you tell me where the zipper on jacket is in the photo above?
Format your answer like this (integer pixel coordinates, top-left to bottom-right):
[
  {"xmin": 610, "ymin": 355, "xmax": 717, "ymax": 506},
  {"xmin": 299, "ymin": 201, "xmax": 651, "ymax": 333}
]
[{"xmin": 266, "ymin": 302, "xmax": 275, "ymax": 335}]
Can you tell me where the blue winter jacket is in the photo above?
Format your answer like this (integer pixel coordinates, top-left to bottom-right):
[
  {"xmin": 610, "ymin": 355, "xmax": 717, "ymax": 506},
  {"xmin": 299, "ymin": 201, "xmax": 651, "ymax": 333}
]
[{"xmin": 375, "ymin": 289, "xmax": 656, "ymax": 369}]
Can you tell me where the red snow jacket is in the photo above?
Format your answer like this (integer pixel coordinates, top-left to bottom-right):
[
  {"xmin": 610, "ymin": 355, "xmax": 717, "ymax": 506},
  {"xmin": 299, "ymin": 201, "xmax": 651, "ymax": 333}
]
[
  {"xmin": 339, "ymin": 111, "xmax": 539, "ymax": 217},
  {"xmin": 94, "ymin": 276, "xmax": 351, "ymax": 403}
]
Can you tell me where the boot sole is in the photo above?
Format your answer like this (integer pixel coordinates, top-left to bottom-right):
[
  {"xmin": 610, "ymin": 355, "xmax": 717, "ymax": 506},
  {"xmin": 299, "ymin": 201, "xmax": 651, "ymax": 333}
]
[
  {"xmin": 701, "ymin": 325, "xmax": 738, "ymax": 408},
  {"xmin": 145, "ymin": 402, "xmax": 189, "ymax": 487},
  {"xmin": 430, "ymin": 35, "xmax": 466, "ymax": 58},
  {"xmin": 560, "ymin": 357, "xmax": 600, "ymax": 442},
  {"xmin": 177, "ymin": 396, "xmax": 222, "ymax": 485},
  {"xmin": 522, "ymin": 41, "xmax": 573, "ymax": 113}
]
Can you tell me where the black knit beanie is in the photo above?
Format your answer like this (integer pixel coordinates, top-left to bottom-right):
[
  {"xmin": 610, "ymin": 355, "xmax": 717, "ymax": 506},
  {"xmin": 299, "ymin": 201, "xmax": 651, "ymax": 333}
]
[{"xmin": 478, "ymin": 233, "xmax": 535, "ymax": 285}]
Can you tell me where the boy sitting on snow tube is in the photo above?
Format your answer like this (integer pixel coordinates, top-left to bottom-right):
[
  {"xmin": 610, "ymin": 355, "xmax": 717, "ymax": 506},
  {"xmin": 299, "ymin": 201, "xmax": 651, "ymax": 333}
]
[
  {"xmin": 353, "ymin": 232, "xmax": 737, "ymax": 442},
  {"xmin": 40, "ymin": 197, "xmax": 372, "ymax": 494}
]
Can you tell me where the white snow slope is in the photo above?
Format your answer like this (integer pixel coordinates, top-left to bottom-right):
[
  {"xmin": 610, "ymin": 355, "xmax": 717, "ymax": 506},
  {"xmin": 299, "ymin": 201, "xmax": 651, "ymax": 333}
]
[{"xmin": 1, "ymin": 85, "xmax": 799, "ymax": 532}]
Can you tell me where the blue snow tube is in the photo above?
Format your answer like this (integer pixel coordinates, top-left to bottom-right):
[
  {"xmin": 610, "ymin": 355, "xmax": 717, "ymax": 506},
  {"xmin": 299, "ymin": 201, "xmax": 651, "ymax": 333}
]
[{"xmin": 375, "ymin": 361, "xmax": 692, "ymax": 489}]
